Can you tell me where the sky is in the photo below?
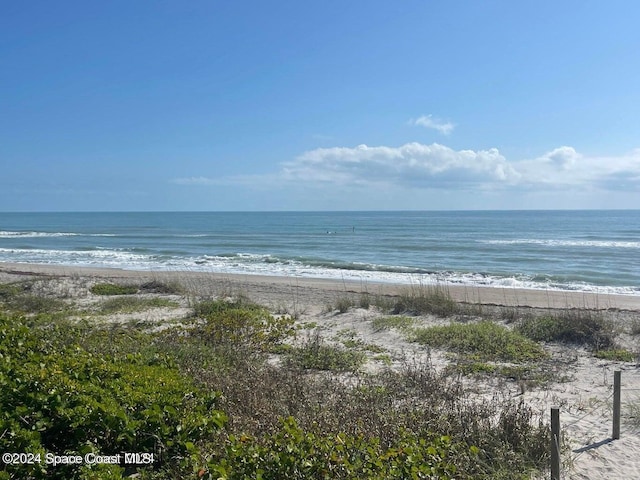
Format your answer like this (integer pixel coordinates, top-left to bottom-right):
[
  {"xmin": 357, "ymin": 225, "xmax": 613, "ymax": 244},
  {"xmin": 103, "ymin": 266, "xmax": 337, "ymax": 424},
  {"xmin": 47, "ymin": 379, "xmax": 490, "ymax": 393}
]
[{"xmin": 1, "ymin": 0, "xmax": 640, "ymax": 211}]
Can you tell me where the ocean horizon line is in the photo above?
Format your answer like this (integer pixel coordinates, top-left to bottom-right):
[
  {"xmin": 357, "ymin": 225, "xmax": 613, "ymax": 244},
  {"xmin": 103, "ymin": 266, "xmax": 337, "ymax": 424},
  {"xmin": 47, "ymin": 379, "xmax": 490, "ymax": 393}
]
[{"xmin": 2, "ymin": 208, "xmax": 640, "ymax": 214}]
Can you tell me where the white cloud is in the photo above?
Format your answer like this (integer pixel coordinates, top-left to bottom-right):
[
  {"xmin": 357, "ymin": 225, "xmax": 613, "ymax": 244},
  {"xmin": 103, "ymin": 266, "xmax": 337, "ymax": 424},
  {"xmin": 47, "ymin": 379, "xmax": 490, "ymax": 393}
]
[
  {"xmin": 411, "ymin": 115, "xmax": 455, "ymax": 135},
  {"xmin": 515, "ymin": 147, "xmax": 640, "ymax": 190},
  {"xmin": 280, "ymin": 142, "xmax": 519, "ymax": 188},
  {"xmin": 172, "ymin": 144, "xmax": 640, "ymax": 195},
  {"xmin": 542, "ymin": 146, "xmax": 580, "ymax": 170},
  {"xmin": 281, "ymin": 143, "xmax": 640, "ymax": 192}
]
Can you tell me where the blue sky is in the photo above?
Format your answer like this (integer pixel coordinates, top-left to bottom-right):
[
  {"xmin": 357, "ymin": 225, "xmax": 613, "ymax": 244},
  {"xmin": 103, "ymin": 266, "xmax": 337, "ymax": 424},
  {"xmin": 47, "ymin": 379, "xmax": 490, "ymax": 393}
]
[{"xmin": 2, "ymin": 0, "xmax": 639, "ymax": 211}]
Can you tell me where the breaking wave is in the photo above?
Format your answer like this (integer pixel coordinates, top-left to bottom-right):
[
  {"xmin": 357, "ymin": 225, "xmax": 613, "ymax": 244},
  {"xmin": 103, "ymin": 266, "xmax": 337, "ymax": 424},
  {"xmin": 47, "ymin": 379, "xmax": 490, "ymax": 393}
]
[{"xmin": 1, "ymin": 247, "xmax": 638, "ymax": 296}]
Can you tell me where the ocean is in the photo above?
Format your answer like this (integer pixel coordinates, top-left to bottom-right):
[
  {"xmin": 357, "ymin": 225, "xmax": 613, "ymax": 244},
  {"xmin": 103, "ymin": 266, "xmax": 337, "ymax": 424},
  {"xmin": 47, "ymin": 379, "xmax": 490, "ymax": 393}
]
[{"xmin": 0, "ymin": 211, "xmax": 638, "ymax": 295}]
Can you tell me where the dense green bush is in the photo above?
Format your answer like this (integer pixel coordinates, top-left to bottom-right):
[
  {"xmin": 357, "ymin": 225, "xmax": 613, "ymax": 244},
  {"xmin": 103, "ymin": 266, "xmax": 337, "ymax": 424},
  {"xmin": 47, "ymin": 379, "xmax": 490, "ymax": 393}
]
[
  {"xmin": 0, "ymin": 314, "xmax": 226, "ymax": 479},
  {"xmin": 208, "ymin": 417, "xmax": 470, "ymax": 480},
  {"xmin": 192, "ymin": 299, "xmax": 295, "ymax": 351}
]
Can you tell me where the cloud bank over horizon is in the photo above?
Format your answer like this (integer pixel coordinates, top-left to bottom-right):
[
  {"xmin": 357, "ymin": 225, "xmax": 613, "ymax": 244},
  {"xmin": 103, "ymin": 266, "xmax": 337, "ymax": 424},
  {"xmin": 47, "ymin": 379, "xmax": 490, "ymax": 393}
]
[{"xmin": 173, "ymin": 142, "xmax": 640, "ymax": 195}]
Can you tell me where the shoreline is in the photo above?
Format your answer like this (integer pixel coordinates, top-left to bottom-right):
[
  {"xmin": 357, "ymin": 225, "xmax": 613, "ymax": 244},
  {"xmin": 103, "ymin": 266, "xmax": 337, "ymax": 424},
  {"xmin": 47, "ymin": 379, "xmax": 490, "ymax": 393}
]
[{"xmin": 2, "ymin": 261, "xmax": 639, "ymax": 311}]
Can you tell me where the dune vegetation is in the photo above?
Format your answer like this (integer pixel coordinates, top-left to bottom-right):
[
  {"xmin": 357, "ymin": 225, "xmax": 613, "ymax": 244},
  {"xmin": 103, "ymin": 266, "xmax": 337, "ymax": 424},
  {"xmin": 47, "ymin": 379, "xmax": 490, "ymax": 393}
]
[{"xmin": 1, "ymin": 275, "xmax": 636, "ymax": 479}]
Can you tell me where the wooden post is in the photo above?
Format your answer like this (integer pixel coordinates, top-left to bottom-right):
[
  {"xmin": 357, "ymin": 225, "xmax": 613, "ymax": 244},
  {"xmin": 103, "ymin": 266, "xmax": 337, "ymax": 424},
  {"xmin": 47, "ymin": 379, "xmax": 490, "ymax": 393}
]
[
  {"xmin": 551, "ymin": 407, "xmax": 560, "ymax": 480},
  {"xmin": 613, "ymin": 370, "xmax": 621, "ymax": 440}
]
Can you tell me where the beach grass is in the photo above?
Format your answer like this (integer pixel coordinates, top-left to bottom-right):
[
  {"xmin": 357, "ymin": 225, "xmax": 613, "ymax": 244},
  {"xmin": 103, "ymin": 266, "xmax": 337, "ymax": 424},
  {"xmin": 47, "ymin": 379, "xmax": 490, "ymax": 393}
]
[
  {"xmin": 368, "ymin": 283, "xmax": 485, "ymax": 318},
  {"xmin": 387, "ymin": 283, "xmax": 461, "ymax": 316},
  {"xmin": 323, "ymin": 294, "xmax": 356, "ymax": 314},
  {"xmin": 627, "ymin": 398, "xmax": 640, "ymax": 429}
]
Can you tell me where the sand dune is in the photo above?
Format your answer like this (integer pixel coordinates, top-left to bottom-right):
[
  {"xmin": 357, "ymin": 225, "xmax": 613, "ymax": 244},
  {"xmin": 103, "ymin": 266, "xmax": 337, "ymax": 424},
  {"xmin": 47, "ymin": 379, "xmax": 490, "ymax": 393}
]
[{"xmin": 1, "ymin": 262, "xmax": 639, "ymax": 478}]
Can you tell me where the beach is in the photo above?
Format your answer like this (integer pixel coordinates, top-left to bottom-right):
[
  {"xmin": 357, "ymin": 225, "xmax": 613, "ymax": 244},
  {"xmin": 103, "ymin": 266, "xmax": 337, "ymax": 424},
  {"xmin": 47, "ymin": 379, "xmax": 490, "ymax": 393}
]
[
  {"xmin": 1, "ymin": 261, "xmax": 640, "ymax": 478},
  {"xmin": 6, "ymin": 2, "xmax": 640, "ymax": 476},
  {"xmin": 2, "ymin": 262, "xmax": 640, "ymax": 311}
]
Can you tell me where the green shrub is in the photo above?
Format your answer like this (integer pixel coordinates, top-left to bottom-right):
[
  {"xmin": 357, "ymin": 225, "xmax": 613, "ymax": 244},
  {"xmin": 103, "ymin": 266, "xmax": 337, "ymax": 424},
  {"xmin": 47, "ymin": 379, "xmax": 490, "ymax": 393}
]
[
  {"xmin": 192, "ymin": 299, "xmax": 295, "ymax": 351},
  {"xmin": 371, "ymin": 316, "xmax": 415, "ymax": 332},
  {"xmin": 593, "ymin": 349, "xmax": 635, "ymax": 362},
  {"xmin": 412, "ymin": 321, "xmax": 548, "ymax": 363},
  {"xmin": 0, "ymin": 314, "xmax": 226, "ymax": 479},
  {"xmin": 90, "ymin": 283, "xmax": 138, "ymax": 295},
  {"xmin": 285, "ymin": 333, "xmax": 365, "ymax": 372},
  {"xmin": 208, "ymin": 417, "xmax": 468, "ymax": 480},
  {"xmin": 516, "ymin": 312, "xmax": 616, "ymax": 350}
]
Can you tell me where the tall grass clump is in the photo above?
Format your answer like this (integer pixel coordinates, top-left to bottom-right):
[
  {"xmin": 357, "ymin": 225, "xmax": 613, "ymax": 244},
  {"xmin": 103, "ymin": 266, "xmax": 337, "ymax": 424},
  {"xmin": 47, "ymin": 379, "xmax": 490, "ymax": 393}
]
[
  {"xmin": 376, "ymin": 284, "xmax": 461, "ymax": 317},
  {"xmin": 627, "ymin": 398, "xmax": 640, "ymax": 429},
  {"xmin": 323, "ymin": 295, "xmax": 356, "ymax": 314}
]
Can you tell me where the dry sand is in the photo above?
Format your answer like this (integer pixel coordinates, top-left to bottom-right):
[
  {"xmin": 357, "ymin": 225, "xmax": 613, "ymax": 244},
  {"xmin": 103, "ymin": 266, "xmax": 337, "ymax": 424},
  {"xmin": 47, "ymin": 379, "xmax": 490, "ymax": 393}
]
[
  {"xmin": 1, "ymin": 262, "xmax": 639, "ymax": 479},
  {"xmin": 2, "ymin": 261, "xmax": 639, "ymax": 311}
]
